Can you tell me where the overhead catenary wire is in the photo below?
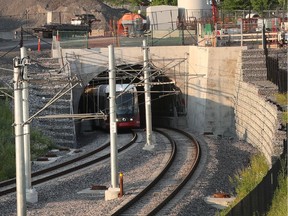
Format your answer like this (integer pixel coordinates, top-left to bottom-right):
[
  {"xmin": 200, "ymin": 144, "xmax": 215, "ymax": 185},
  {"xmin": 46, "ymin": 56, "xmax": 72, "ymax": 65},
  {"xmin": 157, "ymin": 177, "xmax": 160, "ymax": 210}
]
[
  {"xmin": 0, "ymin": 67, "xmax": 14, "ymax": 72},
  {"xmin": 25, "ymin": 77, "xmax": 80, "ymax": 124},
  {"xmin": 0, "ymin": 89, "xmax": 13, "ymax": 99},
  {"xmin": 1, "ymin": 51, "xmax": 186, "ymax": 108},
  {"xmin": 0, "ymin": 45, "xmax": 19, "ymax": 59},
  {"xmin": 0, "ymin": 39, "xmax": 189, "ymax": 119}
]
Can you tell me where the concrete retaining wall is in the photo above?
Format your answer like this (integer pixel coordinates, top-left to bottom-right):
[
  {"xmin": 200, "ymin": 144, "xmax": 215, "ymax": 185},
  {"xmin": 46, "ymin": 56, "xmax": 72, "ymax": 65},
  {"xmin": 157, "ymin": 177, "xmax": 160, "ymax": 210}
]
[
  {"xmin": 187, "ymin": 46, "xmax": 241, "ymax": 137},
  {"xmin": 234, "ymin": 52, "xmax": 279, "ymax": 165}
]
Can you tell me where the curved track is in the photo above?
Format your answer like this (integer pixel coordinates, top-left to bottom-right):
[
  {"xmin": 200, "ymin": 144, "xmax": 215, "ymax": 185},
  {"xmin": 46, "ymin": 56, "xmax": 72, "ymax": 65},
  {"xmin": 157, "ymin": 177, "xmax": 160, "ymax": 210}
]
[
  {"xmin": 111, "ymin": 127, "xmax": 201, "ymax": 215},
  {"xmin": 0, "ymin": 130, "xmax": 137, "ymax": 197}
]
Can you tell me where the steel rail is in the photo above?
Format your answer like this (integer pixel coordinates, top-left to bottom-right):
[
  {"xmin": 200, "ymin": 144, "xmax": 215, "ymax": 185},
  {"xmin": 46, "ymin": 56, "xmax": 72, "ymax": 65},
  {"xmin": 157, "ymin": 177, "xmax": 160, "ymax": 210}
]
[
  {"xmin": 0, "ymin": 130, "xmax": 137, "ymax": 196},
  {"xmin": 111, "ymin": 128, "xmax": 177, "ymax": 216},
  {"xmin": 111, "ymin": 127, "xmax": 201, "ymax": 216},
  {"xmin": 146, "ymin": 128, "xmax": 201, "ymax": 215}
]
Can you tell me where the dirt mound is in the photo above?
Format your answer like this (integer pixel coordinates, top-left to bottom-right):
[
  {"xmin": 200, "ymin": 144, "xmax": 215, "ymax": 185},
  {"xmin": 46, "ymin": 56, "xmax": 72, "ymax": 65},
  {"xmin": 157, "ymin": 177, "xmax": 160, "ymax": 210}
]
[{"xmin": 0, "ymin": 0, "xmax": 129, "ymax": 31}]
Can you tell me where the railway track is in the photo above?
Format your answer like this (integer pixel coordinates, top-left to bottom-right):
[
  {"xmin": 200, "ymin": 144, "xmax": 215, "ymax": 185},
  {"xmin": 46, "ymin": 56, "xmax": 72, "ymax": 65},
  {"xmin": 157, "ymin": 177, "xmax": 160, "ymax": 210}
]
[
  {"xmin": 110, "ymin": 127, "xmax": 201, "ymax": 215},
  {"xmin": 0, "ymin": 130, "xmax": 137, "ymax": 197}
]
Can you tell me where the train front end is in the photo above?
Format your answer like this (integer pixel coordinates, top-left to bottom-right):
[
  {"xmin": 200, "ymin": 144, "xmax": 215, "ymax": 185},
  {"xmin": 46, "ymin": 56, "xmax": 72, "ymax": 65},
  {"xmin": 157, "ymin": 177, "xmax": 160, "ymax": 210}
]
[{"xmin": 115, "ymin": 84, "xmax": 140, "ymax": 129}]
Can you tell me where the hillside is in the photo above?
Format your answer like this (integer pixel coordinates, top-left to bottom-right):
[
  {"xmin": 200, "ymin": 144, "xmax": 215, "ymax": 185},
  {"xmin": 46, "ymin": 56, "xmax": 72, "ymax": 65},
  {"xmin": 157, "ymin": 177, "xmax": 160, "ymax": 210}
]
[{"xmin": 0, "ymin": 0, "xmax": 129, "ymax": 31}]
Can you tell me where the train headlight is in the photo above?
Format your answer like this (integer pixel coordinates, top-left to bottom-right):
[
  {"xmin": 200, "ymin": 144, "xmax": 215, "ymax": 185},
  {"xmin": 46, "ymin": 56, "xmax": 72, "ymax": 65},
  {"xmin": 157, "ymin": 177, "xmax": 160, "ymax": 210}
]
[
  {"xmin": 116, "ymin": 118, "xmax": 119, "ymax": 122},
  {"xmin": 122, "ymin": 118, "xmax": 126, "ymax": 122},
  {"xmin": 130, "ymin": 118, "xmax": 134, "ymax": 121}
]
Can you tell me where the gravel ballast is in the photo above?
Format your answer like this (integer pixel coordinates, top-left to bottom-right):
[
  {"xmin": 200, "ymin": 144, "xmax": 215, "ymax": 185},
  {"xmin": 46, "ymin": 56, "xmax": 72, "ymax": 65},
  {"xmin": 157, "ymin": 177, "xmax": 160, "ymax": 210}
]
[{"xmin": 0, "ymin": 129, "xmax": 259, "ymax": 216}]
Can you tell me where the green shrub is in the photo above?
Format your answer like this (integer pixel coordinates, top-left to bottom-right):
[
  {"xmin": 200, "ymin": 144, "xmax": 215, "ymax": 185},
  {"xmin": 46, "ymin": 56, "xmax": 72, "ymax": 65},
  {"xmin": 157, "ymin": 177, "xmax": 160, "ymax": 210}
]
[
  {"xmin": 220, "ymin": 154, "xmax": 269, "ymax": 215},
  {"xmin": 275, "ymin": 93, "xmax": 288, "ymax": 125},
  {"xmin": 275, "ymin": 93, "xmax": 287, "ymax": 106},
  {"xmin": 0, "ymin": 99, "xmax": 15, "ymax": 180},
  {"xmin": 30, "ymin": 130, "xmax": 54, "ymax": 160},
  {"xmin": 267, "ymin": 159, "xmax": 287, "ymax": 216},
  {"xmin": 0, "ymin": 98, "xmax": 54, "ymax": 181},
  {"xmin": 282, "ymin": 111, "xmax": 288, "ymax": 125},
  {"xmin": 232, "ymin": 154, "xmax": 269, "ymax": 200},
  {"xmin": 0, "ymin": 139, "xmax": 16, "ymax": 180}
]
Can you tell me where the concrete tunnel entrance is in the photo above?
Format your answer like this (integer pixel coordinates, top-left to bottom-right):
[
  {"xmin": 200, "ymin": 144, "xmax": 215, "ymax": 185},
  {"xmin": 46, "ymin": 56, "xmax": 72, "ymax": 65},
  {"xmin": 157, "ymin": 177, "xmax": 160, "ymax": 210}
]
[{"xmin": 77, "ymin": 63, "xmax": 187, "ymax": 133}]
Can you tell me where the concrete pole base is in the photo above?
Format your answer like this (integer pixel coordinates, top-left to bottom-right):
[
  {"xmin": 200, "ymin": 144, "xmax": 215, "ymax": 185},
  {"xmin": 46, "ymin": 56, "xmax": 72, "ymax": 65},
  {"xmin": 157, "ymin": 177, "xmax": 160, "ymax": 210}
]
[
  {"xmin": 143, "ymin": 144, "xmax": 155, "ymax": 151},
  {"xmin": 26, "ymin": 188, "xmax": 38, "ymax": 203},
  {"xmin": 105, "ymin": 187, "xmax": 120, "ymax": 201}
]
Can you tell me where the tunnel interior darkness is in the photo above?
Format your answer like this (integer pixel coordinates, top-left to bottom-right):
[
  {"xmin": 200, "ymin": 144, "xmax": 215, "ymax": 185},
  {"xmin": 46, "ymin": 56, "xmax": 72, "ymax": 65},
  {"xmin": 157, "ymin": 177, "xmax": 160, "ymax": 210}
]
[{"xmin": 78, "ymin": 64, "xmax": 186, "ymax": 128}]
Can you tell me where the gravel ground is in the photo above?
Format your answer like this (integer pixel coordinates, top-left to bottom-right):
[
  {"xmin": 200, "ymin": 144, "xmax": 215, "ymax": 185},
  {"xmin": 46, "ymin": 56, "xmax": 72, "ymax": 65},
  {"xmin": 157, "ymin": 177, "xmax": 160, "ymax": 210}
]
[
  {"xmin": 165, "ymin": 132, "xmax": 259, "ymax": 216},
  {"xmin": 31, "ymin": 129, "xmax": 110, "ymax": 173},
  {"xmin": 0, "ymin": 129, "xmax": 259, "ymax": 216}
]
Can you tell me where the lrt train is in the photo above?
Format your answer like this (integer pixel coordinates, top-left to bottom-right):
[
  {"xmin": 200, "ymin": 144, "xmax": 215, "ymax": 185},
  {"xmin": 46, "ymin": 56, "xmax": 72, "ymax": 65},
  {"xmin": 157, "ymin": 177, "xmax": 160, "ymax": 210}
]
[{"xmin": 80, "ymin": 83, "xmax": 140, "ymax": 130}]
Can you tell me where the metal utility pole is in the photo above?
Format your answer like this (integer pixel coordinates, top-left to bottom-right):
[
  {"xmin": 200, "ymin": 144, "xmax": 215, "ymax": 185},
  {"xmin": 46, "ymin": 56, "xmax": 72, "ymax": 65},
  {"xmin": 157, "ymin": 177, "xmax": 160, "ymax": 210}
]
[
  {"xmin": 262, "ymin": 19, "xmax": 267, "ymax": 52},
  {"xmin": 13, "ymin": 57, "xmax": 26, "ymax": 216},
  {"xmin": 261, "ymin": 5, "xmax": 267, "ymax": 55},
  {"xmin": 108, "ymin": 44, "xmax": 118, "ymax": 188},
  {"xmin": 142, "ymin": 40, "xmax": 154, "ymax": 150},
  {"xmin": 20, "ymin": 47, "xmax": 38, "ymax": 203},
  {"xmin": 240, "ymin": 20, "xmax": 243, "ymax": 47},
  {"xmin": 105, "ymin": 44, "xmax": 120, "ymax": 201}
]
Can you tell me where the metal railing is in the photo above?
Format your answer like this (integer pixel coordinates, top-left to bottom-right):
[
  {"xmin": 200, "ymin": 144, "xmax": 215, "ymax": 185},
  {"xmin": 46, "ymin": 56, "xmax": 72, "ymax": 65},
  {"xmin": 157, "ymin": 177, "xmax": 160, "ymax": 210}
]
[{"xmin": 266, "ymin": 50, "xmax": 288, "ymax": 93}]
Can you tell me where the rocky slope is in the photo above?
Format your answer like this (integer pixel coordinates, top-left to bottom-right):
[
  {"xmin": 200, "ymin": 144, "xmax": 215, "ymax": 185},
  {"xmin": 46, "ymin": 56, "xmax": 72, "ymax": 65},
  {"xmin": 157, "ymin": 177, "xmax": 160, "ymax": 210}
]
[{"xmin": 0, "ymin": 0, "xmax": 129, "ymax": 31}]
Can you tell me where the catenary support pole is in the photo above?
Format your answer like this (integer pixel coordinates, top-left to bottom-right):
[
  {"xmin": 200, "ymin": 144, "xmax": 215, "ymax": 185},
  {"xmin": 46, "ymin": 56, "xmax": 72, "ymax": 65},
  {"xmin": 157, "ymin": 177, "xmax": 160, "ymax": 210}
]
[
  {"xmin": 105, "ymin": 44, "xmax": 120, "ymax": 201},
  {"xmin": 109, "ymin": 45, "xmax": 118, "ymax": 188},
  {"xmin": 142, "ymin": 40, "xmax": 154, "ymax": 150},
  {"xmin": 109, "ymin": 44, "xmax": 118, "ymax": 189},
  {"xmin": 20, "ymin": 47, "xmax": 38, "ymax": 203},
  {"xmin": 13, "ymin": 57, "xmax": 26, "ymax": 216}
]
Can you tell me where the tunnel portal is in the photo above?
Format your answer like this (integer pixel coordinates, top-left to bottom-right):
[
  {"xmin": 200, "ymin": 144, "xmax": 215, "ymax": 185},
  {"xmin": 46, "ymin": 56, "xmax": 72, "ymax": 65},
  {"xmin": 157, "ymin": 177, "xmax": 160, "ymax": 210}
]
[{"xmin": 78, "ymin": 63, "xmax": 187, "ymax": 131}]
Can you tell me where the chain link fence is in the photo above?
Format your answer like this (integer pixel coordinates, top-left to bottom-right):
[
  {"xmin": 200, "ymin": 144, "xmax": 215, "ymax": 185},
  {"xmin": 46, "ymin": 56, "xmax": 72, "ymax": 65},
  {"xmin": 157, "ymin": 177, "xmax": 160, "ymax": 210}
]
[
  {"xmin": 1, "ymin": 9, "xmax": 287, "ymax": 48},
  {"xmin": 55, "ymin": 31, "xmax": 89, "ymax": 49}
]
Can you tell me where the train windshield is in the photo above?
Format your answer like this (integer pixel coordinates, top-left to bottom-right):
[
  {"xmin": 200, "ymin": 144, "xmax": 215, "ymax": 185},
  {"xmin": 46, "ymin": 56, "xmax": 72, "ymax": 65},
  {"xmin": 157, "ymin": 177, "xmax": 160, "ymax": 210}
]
[{"xmin": 116, "ymin": 92, "xmax": 134, "ymax": 115}]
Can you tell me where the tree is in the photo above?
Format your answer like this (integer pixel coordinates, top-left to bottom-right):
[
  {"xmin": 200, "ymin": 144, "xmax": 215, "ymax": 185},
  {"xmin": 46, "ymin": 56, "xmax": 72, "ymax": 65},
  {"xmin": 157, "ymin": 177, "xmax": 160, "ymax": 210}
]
[
  {"xmin": 278, "ymin": 0, "xmax": 288, "ymax": 9},
  {"xmin": 221, "ymin": 0, "xmax": 251, "ymax": 10},
  {"xmin": 150, "ymin": 0, "xmax": 177, "ymax": 6},
  {"xmin": 250, "ymin": 0, "xmax": 268, "ymax": 13},
  {"xmin": 221, "ymin": 0, "xmax": 281, "ymax": 11}
]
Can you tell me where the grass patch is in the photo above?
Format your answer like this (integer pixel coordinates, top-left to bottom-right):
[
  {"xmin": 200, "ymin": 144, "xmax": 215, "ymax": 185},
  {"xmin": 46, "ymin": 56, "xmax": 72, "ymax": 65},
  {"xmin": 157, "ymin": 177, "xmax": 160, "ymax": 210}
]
[
  {"xmin": 267, "ymin": 159, "xmax": 287, "ymax": 216},
  {"xmin": 0, "ymin": 99, "xmax": 15, "ymax": 180},
  {"xmin": 282, "ymin": 111, "xmax": 288, "ymax": 125},
  {"xmin": 275, "ymin": 93, "xmax": 288, "ymax": 106},
  {"xmin": 275, "ymin": 93, "xmax": 288, "ymax": 125},
  {"xmin": 0, "ymin": 98, "xmax": 54, "ymax": 181},
  {"xmin": 220, "ymin": 154, "xmax": 269, "ymax": 215}
]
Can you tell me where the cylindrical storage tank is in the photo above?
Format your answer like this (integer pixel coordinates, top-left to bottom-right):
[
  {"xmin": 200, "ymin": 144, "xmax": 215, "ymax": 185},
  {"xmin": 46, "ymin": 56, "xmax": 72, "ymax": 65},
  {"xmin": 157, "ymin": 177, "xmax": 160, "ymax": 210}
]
[
  {"xmin": 47, "ymin": 11, "xmax": 53, "ymax": 24},
  {"xmin": 178, "ymin": 0, "xmax": 212, "ymax": 20}
]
